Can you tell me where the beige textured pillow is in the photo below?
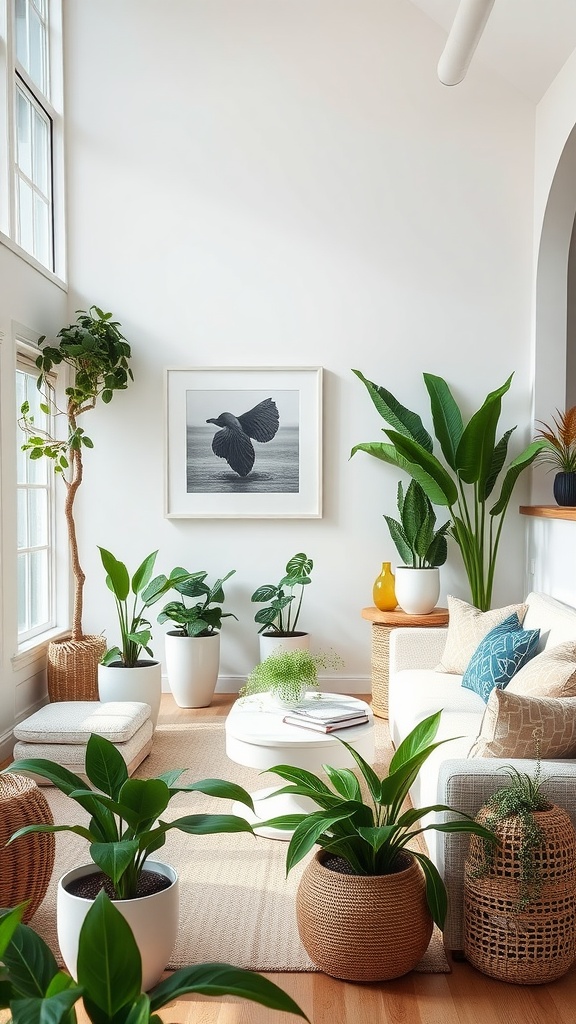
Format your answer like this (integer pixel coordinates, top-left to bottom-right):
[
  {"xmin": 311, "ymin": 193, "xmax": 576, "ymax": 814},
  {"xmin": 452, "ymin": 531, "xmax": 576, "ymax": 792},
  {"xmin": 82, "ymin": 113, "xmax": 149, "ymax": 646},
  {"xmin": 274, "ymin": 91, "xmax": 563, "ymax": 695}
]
[
  {"xmin": 435, "ymin": 595, "xmax": 528, "ymax": 674},
  {"xmin": 506, "ymin": 642, "xmax": 576, "ymax": 698},
  {"xmin": 469, "ymin": 688, "xmax": 576, "ymax": 759}
]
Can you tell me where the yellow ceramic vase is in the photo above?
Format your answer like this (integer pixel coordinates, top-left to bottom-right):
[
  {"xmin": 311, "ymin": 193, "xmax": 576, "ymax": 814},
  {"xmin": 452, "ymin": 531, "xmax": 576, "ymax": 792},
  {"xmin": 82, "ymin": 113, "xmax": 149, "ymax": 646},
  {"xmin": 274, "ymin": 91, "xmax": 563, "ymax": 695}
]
[{"xmin": 373, "ymin": 561, "xmax": 397, "ymax": 611}]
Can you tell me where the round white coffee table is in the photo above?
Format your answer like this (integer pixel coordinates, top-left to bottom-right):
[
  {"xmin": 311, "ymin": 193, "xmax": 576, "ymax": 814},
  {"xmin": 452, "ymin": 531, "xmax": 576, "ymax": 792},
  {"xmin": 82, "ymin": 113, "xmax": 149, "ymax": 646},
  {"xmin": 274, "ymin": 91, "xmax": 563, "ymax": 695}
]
[{"xmin": 225, "ymin": 692, "xmax": 375, "ymax": 840}]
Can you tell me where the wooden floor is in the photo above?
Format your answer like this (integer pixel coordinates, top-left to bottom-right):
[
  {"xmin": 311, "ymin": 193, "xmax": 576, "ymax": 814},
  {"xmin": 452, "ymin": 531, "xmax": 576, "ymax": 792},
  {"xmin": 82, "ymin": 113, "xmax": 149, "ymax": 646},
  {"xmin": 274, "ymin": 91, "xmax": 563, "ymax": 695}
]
[{"xmin": 10, "ymin": 693, "xmax": 576, "ymax": 1023}]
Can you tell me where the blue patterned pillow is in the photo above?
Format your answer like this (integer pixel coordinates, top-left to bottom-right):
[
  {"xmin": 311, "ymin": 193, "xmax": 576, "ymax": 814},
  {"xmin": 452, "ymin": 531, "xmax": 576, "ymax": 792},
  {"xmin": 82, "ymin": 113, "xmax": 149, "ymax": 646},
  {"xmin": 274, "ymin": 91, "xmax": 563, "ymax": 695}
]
[{"xmin": 461, "ymin": 615, "xmax": 540, "ymax": 702}]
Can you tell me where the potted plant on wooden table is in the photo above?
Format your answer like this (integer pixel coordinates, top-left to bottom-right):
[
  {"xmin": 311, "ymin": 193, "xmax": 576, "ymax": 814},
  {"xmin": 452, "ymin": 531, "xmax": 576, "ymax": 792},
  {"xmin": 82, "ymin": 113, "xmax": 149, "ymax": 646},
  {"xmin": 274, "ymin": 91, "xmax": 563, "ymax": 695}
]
[
  {"xmin": 251, "ymin": 552, "xmax": 313, "ymax": 660},
  {"xmin": 533, "ymin": 405, "xmax": 576, "ymax": 506},
  {"xmin": 3, "ymin": 733, "xmax": 257, "ymax": 992},
  {"xmin": 384, "ymin": 479, "xmax": 449, "ymax": 614},
  {"xmin": 0, "ymin": 895, "xmax": 307, "ymax": 1018},
  {"xmin": 19, "ymin": 307, "xmax": 133, "ymax": 700},
  {"xmin": 97, "ymin": 548, "xmax": 183, "ymax": 728},
  {"xmin": 258, "ymin": 710, "xmax": 496, "ymax": 982},
  {"xmin": 351, "ymin": 369, "xmax": 546, "ymax": 611},
  {"xmin": 156, "ymin": 567, "xmax": 237, "ymax": 708}
]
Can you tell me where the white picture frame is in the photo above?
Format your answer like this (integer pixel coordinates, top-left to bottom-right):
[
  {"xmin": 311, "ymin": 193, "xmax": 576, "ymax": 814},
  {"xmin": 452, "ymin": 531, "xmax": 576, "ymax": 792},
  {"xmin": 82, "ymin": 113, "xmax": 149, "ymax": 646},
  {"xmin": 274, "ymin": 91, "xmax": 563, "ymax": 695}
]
[{"xmin": 165, "ymin": 366, "xmax": 323, "ymax": 518}]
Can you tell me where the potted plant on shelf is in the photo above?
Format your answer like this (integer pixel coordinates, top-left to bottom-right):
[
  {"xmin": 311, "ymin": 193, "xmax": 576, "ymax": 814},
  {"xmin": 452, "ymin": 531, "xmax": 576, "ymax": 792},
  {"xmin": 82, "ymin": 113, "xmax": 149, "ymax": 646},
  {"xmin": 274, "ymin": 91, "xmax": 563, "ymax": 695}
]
[
  {"xmin": 351, "ymin": 369, "xmax": 546, "ymax": 611},
  {"xmin": 0, "ymin": 895, "xmax": 307, "ymax": 1020},
  {"xmin": 251, "ymin": 552, "xmax": 313, "ymax": 660},
  {"xmin": 3, "ymin": 732, "xmax": 257, "ymax": 992},
  {"xmin": 533, "ymin": 405, "xmax": 576, "ymax": 506},
  {"xmin": 19, "ymin": 307, "xmax": 133, "ymax": 700},
  {"xmin": 239, "ymin": 648, "xmax": 343, "ymax": 709},
  {"xmin": 97, "ymin": 548, "xmax": 185, "ymax": 727},
  {"xmin": 258, "ymin": 710, "xmax": 496, "ymax": 982},
  {"xmin": 384, "ymin": 479, "xmax": 449, "ymax": 614},
  {"xmin": 155, "ymin": 567, "xmax": 237, "ymax": 708}
]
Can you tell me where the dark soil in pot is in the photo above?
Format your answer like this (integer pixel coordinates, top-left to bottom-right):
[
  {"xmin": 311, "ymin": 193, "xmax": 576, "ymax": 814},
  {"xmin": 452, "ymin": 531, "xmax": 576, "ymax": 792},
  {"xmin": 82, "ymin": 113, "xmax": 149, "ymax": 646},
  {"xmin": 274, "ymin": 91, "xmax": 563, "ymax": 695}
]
[
  {"xmin": 323, "ymin": 852, "xmax": 412, "ymax": 876},
  {"xmin": 65, "ymin": 868, "xmax": 172, "ymax": 900}
]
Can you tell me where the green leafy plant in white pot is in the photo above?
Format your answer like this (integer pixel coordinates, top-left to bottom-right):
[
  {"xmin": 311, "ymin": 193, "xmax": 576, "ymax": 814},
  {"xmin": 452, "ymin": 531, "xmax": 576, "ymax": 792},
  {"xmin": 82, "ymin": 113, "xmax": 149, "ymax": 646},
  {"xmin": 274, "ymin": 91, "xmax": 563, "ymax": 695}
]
[
  {"xmin": 251, "ymin": 552, "xmax": 313, "ymax": 660},
  {"xmin": 3, "ymin": 733, "xmax": 257, "ymax": 992},
  {"xmin": 0, "ymin": 895, "xmax": 307, "ymax": 1021},
  {"xmin": 385, "ymin": 479, "xmax": 450, "ymax": 614},
  {"xmin": 239, "ymin": 648, "xmax": 343, "ymax": 708},
  {"xmin": 156, "ymin": 567, "xmax": 237, "ymax": 708},
  {"xmin": 97, "ymin": 548, "xmax": 184, "ymax": 728}
]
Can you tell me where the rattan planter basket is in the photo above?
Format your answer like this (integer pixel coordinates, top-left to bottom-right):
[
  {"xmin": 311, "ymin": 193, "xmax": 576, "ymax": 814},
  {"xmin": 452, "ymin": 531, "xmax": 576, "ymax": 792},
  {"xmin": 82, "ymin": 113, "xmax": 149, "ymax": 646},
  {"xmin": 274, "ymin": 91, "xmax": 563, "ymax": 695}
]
[
  {"xmin": 47, "ymin": 634, "xmax": 107, "ymax": 701},
  {"xmin": 296, "ymin": 849, "xmax": 433, "ymax": 981},
  {"xmin": 464, "ymin": 804, "xmax": 576, "ymax": 984},
  {"xmin": 0, "ymin": 773, "xmax": 55, "ymax": 921}
]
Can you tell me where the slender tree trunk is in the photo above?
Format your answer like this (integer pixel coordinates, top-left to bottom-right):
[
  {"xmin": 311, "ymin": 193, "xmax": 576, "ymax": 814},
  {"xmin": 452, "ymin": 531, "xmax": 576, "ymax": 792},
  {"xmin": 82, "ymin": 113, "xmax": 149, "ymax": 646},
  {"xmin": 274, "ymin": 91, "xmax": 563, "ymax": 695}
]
[{"xmin": 66, "ymin": 410, "xmax": 85, "ymax": 641}]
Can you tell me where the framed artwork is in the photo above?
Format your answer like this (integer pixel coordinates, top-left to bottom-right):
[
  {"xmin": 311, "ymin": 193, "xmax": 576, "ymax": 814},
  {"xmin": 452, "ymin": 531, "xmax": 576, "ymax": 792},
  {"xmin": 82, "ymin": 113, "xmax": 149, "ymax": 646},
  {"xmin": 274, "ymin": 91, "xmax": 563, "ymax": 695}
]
[{"xmin": 165, "ymin": 366, "xmax": 323, "ymax": 518}]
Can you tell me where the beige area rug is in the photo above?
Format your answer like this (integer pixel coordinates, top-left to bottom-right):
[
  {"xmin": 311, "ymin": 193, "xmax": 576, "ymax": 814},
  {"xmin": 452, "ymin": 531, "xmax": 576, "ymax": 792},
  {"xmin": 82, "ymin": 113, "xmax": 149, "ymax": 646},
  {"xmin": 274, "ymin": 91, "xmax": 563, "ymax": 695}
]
[{"xmin": 28, "ymin": 715, "xmax": 450, "ymax": 974}]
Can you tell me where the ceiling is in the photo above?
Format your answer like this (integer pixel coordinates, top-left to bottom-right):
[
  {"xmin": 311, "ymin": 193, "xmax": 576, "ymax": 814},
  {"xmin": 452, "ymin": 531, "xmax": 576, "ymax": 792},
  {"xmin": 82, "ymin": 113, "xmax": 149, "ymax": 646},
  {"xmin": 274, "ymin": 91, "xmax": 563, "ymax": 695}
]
[{"xmin": 408, "ymin": 0, "xmax": 576, "ymax": 101}]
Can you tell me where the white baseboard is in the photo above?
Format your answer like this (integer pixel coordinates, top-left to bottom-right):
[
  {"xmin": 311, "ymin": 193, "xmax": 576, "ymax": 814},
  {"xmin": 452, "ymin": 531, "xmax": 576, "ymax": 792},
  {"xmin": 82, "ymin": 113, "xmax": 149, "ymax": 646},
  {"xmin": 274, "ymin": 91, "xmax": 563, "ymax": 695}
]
[{"xmin": 161, "ymin": 674, "xmax": 370, "ymax": 695}]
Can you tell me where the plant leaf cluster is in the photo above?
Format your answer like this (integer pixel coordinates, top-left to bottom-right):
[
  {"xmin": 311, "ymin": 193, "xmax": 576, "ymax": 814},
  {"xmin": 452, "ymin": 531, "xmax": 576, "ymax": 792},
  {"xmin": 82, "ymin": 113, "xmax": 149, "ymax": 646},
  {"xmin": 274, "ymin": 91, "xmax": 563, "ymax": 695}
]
[
  {"xmin": 0, "ymin": 894, "xmax": 307, "ymax": 1024},
  {"xmin": 384, "ymin": 479, "xmax": 449, "ymax": 567},
  {"xmin": 251, "ymin": 553, "xmax": 313, "ymax": 634},
  {"xmin": 239, "ymin": 649, "xmax": 343, "ymax": 701},
  {"xmin": 156, "ymin": 568, "xmax": 237, "ymax": 637},
  {"xmin": 351, "ymin": 370, "xmax": 546, "ymax": 610},
  {"xmin": 3, "ymin": 733, "xmax": 256, "ymax": 900},
  {"xmin": 534, "ymin": 406, "xmax": 576, "ymax": 473},
  {"xmin": 258, "ymin": 711, "xmax": 496, "ymax": 928}
]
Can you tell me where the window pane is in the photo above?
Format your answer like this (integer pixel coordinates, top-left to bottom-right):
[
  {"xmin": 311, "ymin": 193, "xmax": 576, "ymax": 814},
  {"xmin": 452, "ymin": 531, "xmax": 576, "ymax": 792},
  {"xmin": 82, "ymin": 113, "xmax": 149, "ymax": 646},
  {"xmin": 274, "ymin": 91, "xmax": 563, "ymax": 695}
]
[
  {"xmin": 32, "ymin": 108, "xmax": 48, "ymax": 191},
  {"xmin": 28, "ymin": 6, "xmax": 46, "ymax": 92},
  {"xmin": 17, "ymin": 177, "xmax": 34, "ymax": 254},
  {"xmin": 17, "ymin": 489, "xmax": 27, "ymax": 548},
  {"xmin": 30, "ymin": 549, "xmax": 48, "ymax": 627},
  {"xmin": 28, "ymin": 488, "xmax": 47, "ymax": 546},
  {"xmin": 34, "ymin": 192, "xmax": 50, "ymax": 267},
  {"xmin": 15, "ymin": 0, "xmax": 28, "ymax": 69},
  {"xmin": 16, "ymin": 90, "xmax": 32, "ymax": 178},
  {"xmin": 17, "ymin": 552, "xmax": 28, "ymax": 633}
]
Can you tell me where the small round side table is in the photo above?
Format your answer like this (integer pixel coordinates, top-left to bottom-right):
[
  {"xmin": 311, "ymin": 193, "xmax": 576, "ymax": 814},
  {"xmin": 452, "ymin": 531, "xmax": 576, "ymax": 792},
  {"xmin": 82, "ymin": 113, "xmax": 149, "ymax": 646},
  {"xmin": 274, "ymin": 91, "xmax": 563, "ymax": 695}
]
[{"xmin": 361, "ymin": 606, "xmax": 449, "ymax": 719}]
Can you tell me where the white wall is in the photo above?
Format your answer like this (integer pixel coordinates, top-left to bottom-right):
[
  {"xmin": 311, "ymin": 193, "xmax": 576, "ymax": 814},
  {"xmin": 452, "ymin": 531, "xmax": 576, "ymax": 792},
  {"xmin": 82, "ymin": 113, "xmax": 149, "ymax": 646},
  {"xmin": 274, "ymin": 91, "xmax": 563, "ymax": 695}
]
[{"xmin": 60, "ymin": 0, "xmax": 537, "ymax": 691}]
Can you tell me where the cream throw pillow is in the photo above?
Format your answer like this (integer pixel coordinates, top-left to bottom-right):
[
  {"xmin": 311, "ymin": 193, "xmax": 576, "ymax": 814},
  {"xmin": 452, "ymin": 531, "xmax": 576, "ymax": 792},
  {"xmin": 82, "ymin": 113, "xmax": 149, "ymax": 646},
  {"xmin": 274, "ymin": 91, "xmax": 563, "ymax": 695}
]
[
  {"xmin": 435, "ymin": 595, "xmax": 528, "ymax": 675},
  {"xmin": 469, "ymin": 688, "xmax": 576, "ymax": 759},
  {"xmin": 506, "ymin": 642, "xmax": 576, "ymax": 698}
]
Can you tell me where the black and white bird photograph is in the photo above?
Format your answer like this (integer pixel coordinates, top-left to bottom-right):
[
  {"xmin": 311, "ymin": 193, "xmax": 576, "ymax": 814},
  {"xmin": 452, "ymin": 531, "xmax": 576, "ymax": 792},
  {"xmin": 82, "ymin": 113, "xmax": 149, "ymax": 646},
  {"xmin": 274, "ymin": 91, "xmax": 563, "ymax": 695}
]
[{"xmin": 186, "ymin": 388, "xmax": 300, "ymax": 493}]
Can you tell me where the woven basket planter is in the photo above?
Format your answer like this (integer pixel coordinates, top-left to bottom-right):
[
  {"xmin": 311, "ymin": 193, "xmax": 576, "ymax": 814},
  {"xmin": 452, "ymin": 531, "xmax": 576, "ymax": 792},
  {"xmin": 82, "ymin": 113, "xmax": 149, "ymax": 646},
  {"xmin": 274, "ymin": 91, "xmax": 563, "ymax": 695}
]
[
  {"xmin": 47, "ymin": 634, "xmax": 107, "ymax": 702},
  {"xmin": 0, "ymin": 774, "xmax": 55, "ymax": 921},
  {"xmin": 464, "ymin": 804, "xmax": 576, "ymax": 984},
  {"xmin": 296, "ymin": 850, "xmax": 433, "ymax": 981}
]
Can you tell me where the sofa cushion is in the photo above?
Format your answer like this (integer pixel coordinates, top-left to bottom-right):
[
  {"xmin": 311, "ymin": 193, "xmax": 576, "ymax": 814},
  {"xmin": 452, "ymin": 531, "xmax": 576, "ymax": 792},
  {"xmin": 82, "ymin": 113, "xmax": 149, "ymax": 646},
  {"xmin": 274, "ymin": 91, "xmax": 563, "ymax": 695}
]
[
  {"xmin": 506, "ymin": 642, "xmax": 576, "ymax": 698},
  {"xmin": 461, "ymin": 617, "xmax": 540, "ymax": 702},
  {"xmin": 388, "ymin": 668, "xmax": 484, "ymax": 749},
  {"xmin": 13, "ymin": 701, "xmax": 151, "ymax": 744},
  {"xmin": 435, "ymin": 595, "xmax": 528, "ymax": 674},
  {"xmin": 468, "ymin": 688, "xmax": 576, "ymax": 759},
  {"xmin": 522, "ymin": 592, "xmax": 576, "ymax": 654}
]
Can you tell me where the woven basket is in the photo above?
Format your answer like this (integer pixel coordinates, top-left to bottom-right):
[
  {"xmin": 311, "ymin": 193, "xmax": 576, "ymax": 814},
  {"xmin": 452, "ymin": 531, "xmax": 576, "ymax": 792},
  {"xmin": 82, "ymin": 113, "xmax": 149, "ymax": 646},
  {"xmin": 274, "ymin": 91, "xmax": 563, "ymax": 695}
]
[
  {"xmin": 47, "ymin": 634, "xmax": 107, "ymax": 701},
  {"xmin": 296, "ymin": 850, "xmax": 433, "ymax": 981},
  {"xmin": 0, "ymin": 774, "xmax": 55, "ymax": 921},
  {"xmin": 464, "ymin": 804, "xmax": 576, "ymax": 983},
  {"xmin": 370, "ymin": 623, "xmax": 391, "ymax": 719}
]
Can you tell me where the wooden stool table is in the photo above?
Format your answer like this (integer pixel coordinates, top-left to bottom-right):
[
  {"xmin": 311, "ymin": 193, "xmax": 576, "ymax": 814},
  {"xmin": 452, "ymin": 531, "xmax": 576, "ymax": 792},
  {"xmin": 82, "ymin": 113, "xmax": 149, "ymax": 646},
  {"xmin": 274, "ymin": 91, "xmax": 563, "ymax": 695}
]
[{"xmin": 361, "ymin": 606, "xmax": 449, "ymax": 719}]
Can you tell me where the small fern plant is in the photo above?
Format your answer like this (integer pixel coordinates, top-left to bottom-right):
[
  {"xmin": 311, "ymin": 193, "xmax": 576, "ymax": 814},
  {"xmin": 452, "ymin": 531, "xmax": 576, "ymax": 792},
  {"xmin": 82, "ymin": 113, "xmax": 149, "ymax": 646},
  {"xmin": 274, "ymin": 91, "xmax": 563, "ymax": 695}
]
[{"xmin": 472, "ymin": 738, "xmax": 551, "ymax": 910}]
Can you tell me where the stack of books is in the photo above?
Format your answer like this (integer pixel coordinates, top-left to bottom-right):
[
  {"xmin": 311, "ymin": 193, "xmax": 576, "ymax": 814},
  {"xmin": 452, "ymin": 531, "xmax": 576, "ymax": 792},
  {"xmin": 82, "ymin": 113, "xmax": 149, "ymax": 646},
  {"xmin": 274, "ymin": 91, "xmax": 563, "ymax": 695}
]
[{"xmin": 283, "ymin": 705, "xmax": 370, "ymax": 733}]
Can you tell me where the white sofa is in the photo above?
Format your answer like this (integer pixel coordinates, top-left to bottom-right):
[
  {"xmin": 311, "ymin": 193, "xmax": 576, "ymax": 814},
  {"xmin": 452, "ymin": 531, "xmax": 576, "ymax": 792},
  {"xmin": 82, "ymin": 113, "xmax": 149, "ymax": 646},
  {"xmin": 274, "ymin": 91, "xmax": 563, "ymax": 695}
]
[{"xmin": 388, "ymin": 591, "xmax": 576, "ymax": 953}]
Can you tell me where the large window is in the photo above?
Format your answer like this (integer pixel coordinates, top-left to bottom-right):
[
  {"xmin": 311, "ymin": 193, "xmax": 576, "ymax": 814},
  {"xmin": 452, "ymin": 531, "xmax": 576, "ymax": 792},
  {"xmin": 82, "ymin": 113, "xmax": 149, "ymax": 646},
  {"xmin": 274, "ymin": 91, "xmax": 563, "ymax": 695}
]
[{"xmin": 16, "ymin": 354, "xmax": 56, "ymax": 642}]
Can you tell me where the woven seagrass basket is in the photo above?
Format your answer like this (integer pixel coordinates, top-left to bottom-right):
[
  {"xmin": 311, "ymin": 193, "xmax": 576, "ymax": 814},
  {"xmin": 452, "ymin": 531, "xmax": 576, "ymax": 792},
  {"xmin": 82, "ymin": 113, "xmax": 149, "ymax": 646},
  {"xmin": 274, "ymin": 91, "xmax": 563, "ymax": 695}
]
[
  {"xmin": 0, "ymin": 773, "xmax": 55, "ymax": 921},
  {"xmin": 47, "ymin": 634, "xmax": 106, "ymax": 701},
  {"xmin": 296, "ymin": 849, "xmax": 433, "ymax": 981},
  {"xmin": 464, "ymin": 804, "xmax": 576, "ymax": 984}
]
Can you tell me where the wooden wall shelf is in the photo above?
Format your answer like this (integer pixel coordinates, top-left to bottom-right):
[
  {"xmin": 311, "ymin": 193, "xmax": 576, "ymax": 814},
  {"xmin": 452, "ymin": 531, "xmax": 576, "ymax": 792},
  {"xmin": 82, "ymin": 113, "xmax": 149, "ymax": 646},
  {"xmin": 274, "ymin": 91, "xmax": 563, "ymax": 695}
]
[{"xmin": 519, "ymin": 505, "xmax": 576, "ymax": 521}]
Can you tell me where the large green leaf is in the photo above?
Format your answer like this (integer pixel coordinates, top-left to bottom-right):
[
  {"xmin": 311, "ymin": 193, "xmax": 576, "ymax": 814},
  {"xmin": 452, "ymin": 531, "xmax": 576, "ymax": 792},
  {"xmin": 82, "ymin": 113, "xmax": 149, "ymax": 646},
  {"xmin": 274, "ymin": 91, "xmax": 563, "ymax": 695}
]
[
  {"xmin": 116, "ymin": 778, "xmax": 172, "ymax": 826},
  {"xmin": 455, "ymin": 376, "xmax": 512, "ymax": 486},
  {"xmin": 176, "ymin": 777, "xmax": 255, "ymax": 811},
  {"xmin": 410, "ymin": 851, "xmax": 447, "ymax": 929},
  {"xmin": 336, "ymin": 742, "xmax": 382, "ymax": 804},
  {"xmin": 149, "ymin": 963, "xmax": 308, "ymax": 1019},
  {"xmin": 169, "ymin": 813, "xmax": 255, "ymax": 836},
  {"xmin": 84, "ymin": 734, "xmax": 128, "ymax": 800},
  {"xmin": 351, "ymin": 369, "xmax": 433, "ymax": 451},
  {"xmin": 389, "ymin": 710, "xmax": 441, "ymax": 773},
  {"xmin": 350, "ymin": 442, "xmax": 451, "ymax": 505},
  {"xmin": 10, "ymin": 988, "xmax": 82, "ymax": 1024},
  {"xmin": 483, "ymin": 427, "xmax": 515, "ymax": 499},
  {"xmin": 1, "ymin": 921, "xmax": 59, "ymax": 998},
  {"xmin": 0, "ymin": 905, "xmax": 27, "ymax": 960},
  {"xmin": 90, "ymin": 840, "xmax": 140, "ymax": 886},
  {"xmin": 383, "ymin": 515, "xmax": 412, "ymax": 565},
  {"xmin": 98, "ymin": 547, "xmax": 130, "ymax": 601},
  {"xmin": 490, "ymin": 441, "xmax": 547, "ymax": 516},
  {"xmin": 77, "ymin": 892, "xmax": 142, "ymax": 1017},
  {"xmin": 267, "ymin": 764, "xmax": 334, "ymax": 796},
  {"xmin": 131, "ymin": 551, "xmax": 158, "ymax": 596},
  {"xmin": 322, "ymin": 767, "xmax": 362, "ymax": 803},
  {"xmin": 284, "ymin": 808, "xmax": 360, "ymax": 873},
  {"xmin": 3, "ymin": 760, "xmax": 86, "ymax": 797},
  {"xmin": 423, "ymin": 373, "xmax": 464, "ymax": 470},
  {"xmin": 384, "ymin": 432, "xmax": 458, "ymax": 506}
]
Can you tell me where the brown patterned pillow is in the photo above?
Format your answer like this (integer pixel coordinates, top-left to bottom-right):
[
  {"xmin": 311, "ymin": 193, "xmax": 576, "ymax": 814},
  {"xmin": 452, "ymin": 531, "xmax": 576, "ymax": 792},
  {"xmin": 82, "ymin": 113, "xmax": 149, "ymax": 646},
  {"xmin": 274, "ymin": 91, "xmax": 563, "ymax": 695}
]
[
  {"xmin": 435, "ymin": 595, "xmax": 528, "ymax": 675},
  {"xmin": 469, "ymin": 688, "xmax": 576, "ymax": 759},
  {"xmin": 506, "ymin": 642, "xmax": 576, "ymax": 698}
]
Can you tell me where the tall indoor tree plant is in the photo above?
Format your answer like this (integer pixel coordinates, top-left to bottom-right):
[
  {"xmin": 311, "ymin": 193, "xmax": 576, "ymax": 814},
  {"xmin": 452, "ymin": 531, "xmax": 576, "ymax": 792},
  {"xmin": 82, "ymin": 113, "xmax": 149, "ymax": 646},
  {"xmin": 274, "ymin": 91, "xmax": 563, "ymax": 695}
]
[
  {"xmin": 19, "ymin": 307, "xmax": 133, "ymax": 699},
  {"xmin": 351, "ymin": 370, "xmax": 546, "ymax": 611}
]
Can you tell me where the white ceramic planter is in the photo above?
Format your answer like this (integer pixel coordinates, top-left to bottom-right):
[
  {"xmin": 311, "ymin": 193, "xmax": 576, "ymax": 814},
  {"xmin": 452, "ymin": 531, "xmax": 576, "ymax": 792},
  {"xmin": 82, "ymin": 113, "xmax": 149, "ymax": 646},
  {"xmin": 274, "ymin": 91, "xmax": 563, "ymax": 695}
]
[
  {"xmin": 259, "ymin": 632, "xmax": 310, "ymax": 662},
  {"xmin": 165, "ymin": 631, "xmax": 220, "ymax": 708},
  {"xmin": 98, "ymin": 660, "xmax": 162, "ymax": 729},
  {"xmin": 394, "ymin": 567, "xmax": 440, "ymax": 615},
  {"xmin": 57, "ymin": 860, "xmax": 179, "ymax": 992}
]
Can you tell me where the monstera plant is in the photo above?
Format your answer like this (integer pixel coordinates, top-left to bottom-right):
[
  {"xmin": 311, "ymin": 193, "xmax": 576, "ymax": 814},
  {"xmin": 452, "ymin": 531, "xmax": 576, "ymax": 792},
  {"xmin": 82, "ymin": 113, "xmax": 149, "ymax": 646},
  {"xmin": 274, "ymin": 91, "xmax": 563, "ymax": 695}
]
[{"xmin": 352, "ymin": 370, "xmax": 545, "ymax": 611}]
